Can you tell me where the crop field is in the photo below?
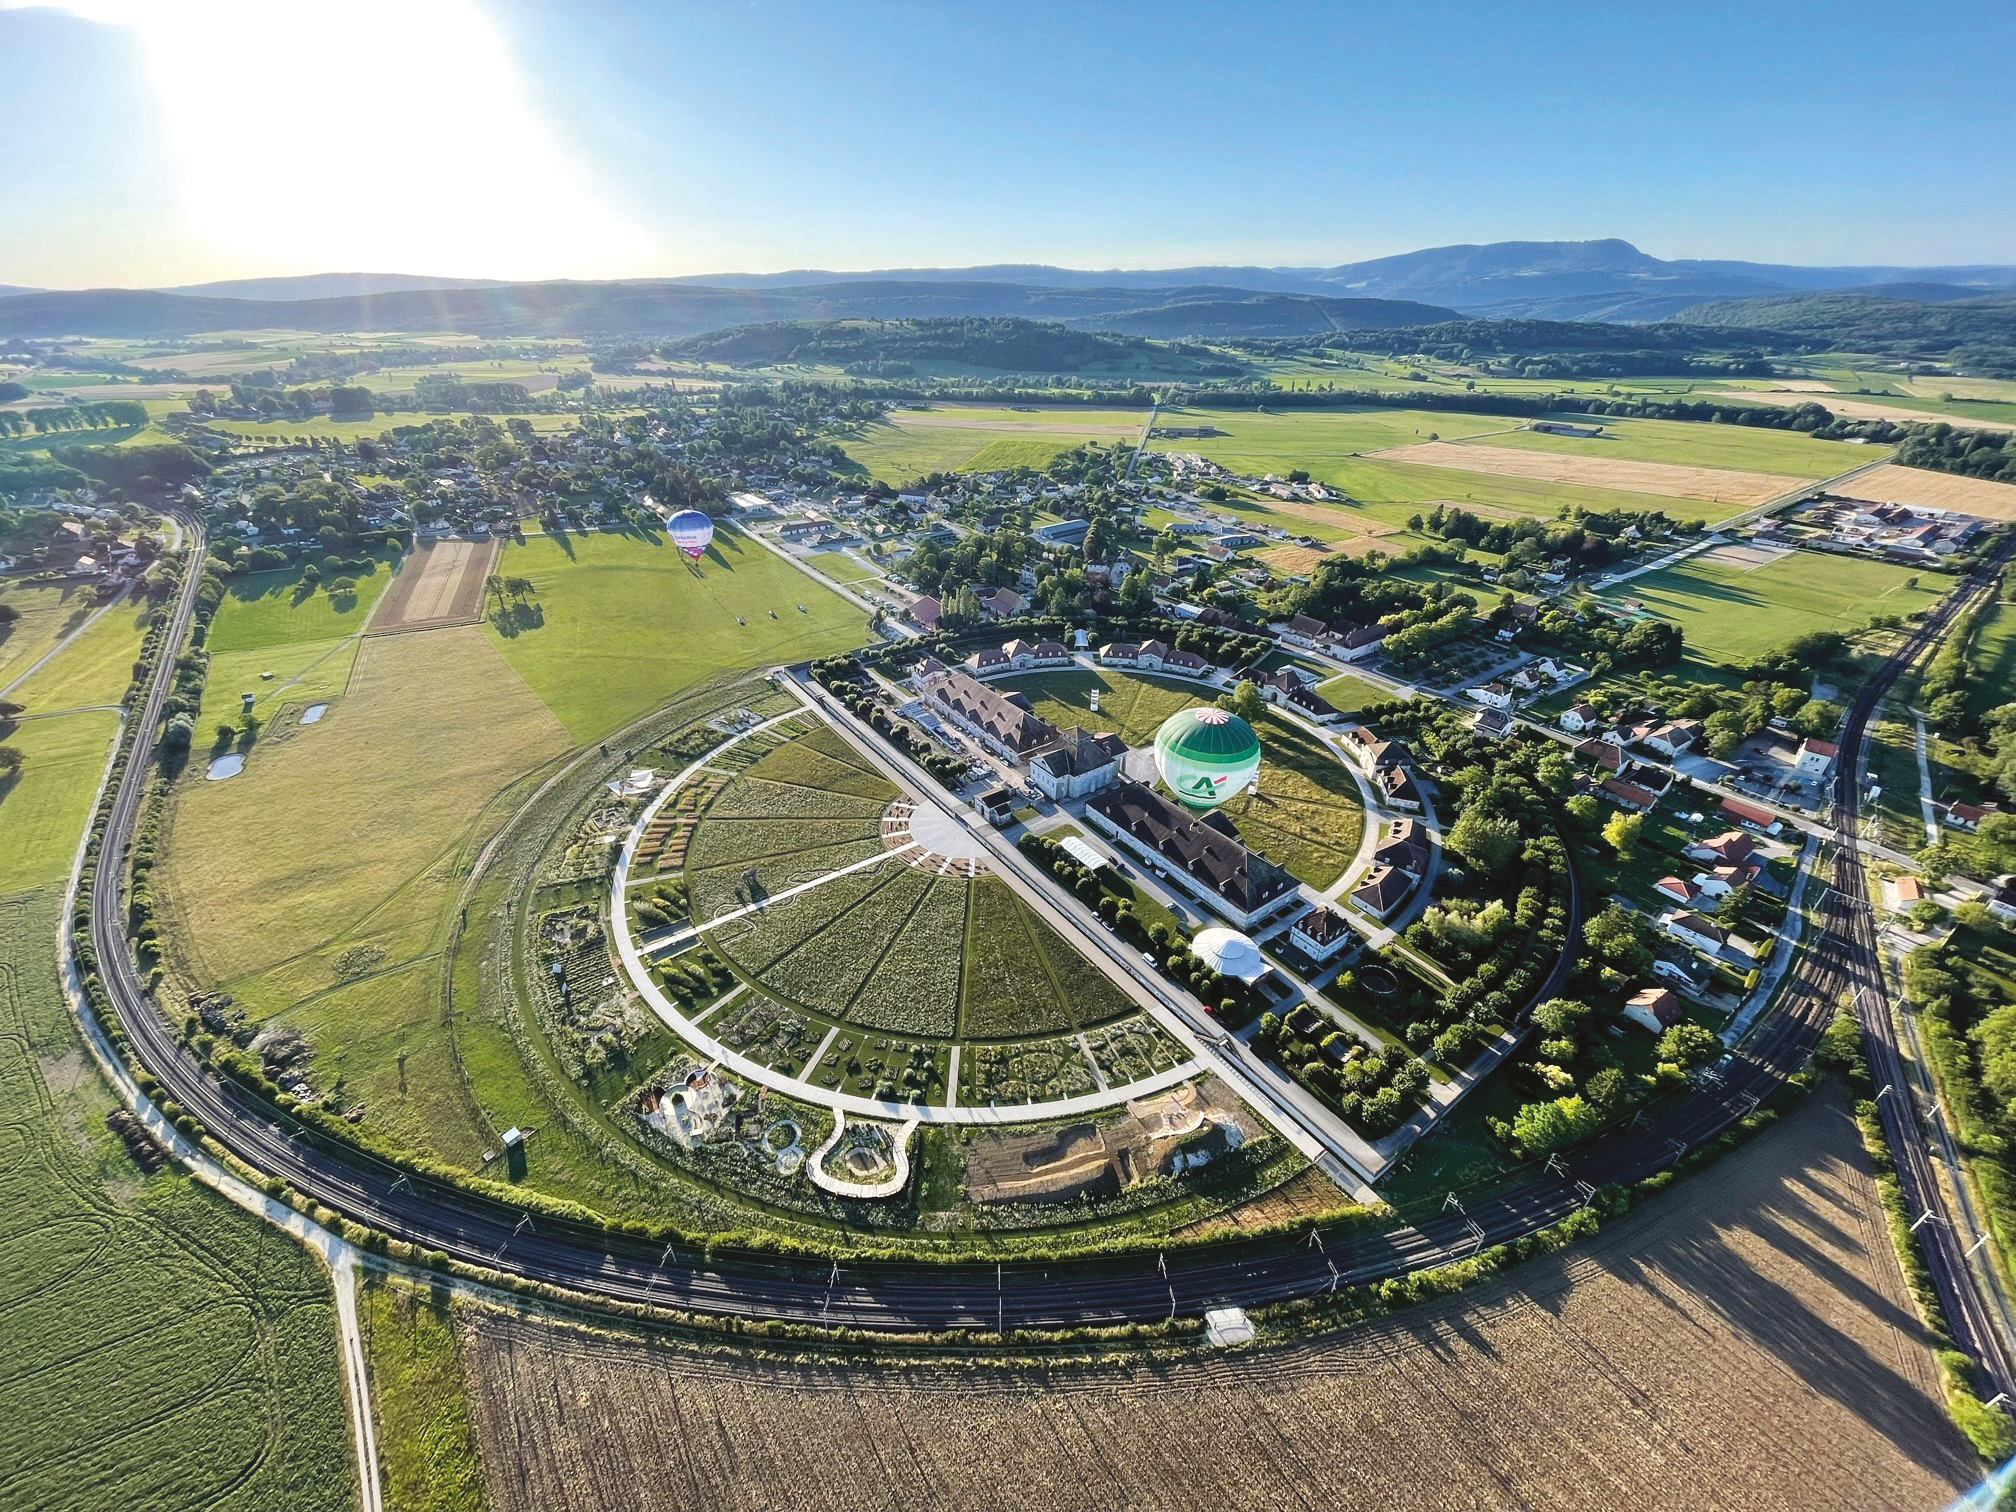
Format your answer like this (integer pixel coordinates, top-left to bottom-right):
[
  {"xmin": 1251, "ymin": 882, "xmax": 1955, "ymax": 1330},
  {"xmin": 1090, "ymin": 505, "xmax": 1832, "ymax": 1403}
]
[
  {"xmin": 1372, "ymin": 439, "xmax": 1803, "ymax": 508},
  {"xmin": 157, "ymin": 626, "xmax": 570, "ymax": 986},
  {"xmin": 206, "ymin": 554, "xmax": 399, "ymax": 653},
  {"xmin": 481, "ymin": 528, "xmax": 867, "ymax": 742},
  {"xmin": 1597, "ymin": 549, "xmax": 1948, "ymax": 662},
  {"xmin": 0, "ymin": 712, "xmax": 116, "ymax": 895},
  {"xmin": 1842, "ymin": 462, "xmax": 2016, "ymax": 519},
  {"xmin": 462, "ymin": 1085, "xmax": 1967, "ymax": 1512},
  {"xmin": 0, "ymin": 891, "xmax": 355, "ymax": 1512},
  {"xmin": 1001, "ymin": 670, "xmax": 1365, "ymax": 886},
  {"xmin": 368, "ymin": 538, "xmax": 497, "ymax": 635},
  {"xmin": 2, "ymin": 595, "xmax": 148, "ymax": 713},
  {"xmin": 840, "ymin": 404, "xmax": 1148, "ymax": 482},
  {"xmin": 1472, "ymin": 413, "xmax": 1872, "ymax": 475}
]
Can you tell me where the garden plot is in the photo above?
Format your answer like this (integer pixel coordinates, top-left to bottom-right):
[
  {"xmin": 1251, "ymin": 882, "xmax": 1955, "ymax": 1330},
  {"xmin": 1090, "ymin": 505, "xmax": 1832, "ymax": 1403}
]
[
  {"xmin": 761, "ymin": 869, "xmax": 937, "ymax": 1018},
  {"xmin": 962, "ymin": 1035, "xmax": 1100, "ymax": 1106},
  {"xmin": 844, "ymin": 878, "xmax": 968, "ymax": 1037}
]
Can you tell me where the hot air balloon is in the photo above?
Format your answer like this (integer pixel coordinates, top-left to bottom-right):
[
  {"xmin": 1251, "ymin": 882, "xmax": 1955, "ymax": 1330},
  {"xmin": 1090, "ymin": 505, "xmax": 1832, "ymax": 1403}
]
[
  {"xmin": 1153, "ymin": 706, "xmax": 1261, "ymax": 811},
  {"xmin": 668, "ymin": 509, "xmax": 714, "ymax": 562}
]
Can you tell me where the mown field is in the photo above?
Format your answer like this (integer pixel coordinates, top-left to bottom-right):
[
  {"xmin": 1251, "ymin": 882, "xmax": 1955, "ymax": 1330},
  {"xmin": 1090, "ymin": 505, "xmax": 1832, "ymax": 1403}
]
[
  {"xmin": 1599, "ymin": 549, "xmax": 1948, "ymax": 663},
  {"xmin": 1965, "ymin": 595, "xmax": 2016, "ymax": 724},
  {"xmin": 360, "ymin": 1281, "xmax": 486, "ymax": 1512},
  {"xmin": 2, "ymin": 596, "xmax": 150, "ymax": 714},
  {"xmin": 152, "ymin": 624, "xmax": 568, "ymax": 995},
  {"xmin": 0, "ymin": 578, "xmax": 115, "ymax": 689},
  {"xmin": 457, "ymin": 1087, "xmax": 1967, "ymax": 1512},
  {"xmin": 1469, "ymin": 411, "xmax": 1871, "ymax": 476},
  {"xmin": 0, "ymin": 712, "xmax": 117, "ymax": 895},
  {"xmin": 483, "ymin": 527, "xmax": 868, "ymax": 742},
  {"xmin": 204, "ymin": 552, "xmax": 399, "ymax": 653},
  {"xmin": 999, "ymin": 669, "xmax": 1366, "ymax": 886},
  {"xmin": 839, "ymin": 404, "xmax": 1148, "ymax": 483}
]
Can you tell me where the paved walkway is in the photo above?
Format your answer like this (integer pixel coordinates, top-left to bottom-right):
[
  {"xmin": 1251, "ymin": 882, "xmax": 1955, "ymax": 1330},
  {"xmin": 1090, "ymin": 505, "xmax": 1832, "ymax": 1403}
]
[
  {"xmin": 807, "ymin": 1112, "xmax": 921, "ymax": 1199},
  {"xmin": 1589, "ymin": 532, "xmax": 1724, "ymax": 593},
  {"xmin": 1912, "ymin": 709, "xmax": 1941, "ymax": 846}
]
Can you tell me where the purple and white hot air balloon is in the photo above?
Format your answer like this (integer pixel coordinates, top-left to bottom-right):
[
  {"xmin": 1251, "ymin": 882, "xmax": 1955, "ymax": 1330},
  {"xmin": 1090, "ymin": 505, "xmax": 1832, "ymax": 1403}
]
[{"xmin": 668, "ymin": 509, "xmax": 714, "ymax": 563}]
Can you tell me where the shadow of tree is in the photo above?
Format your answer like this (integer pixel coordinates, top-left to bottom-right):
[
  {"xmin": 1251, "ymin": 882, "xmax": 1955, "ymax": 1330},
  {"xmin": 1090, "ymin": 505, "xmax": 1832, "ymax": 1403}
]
[{"xmin": 488, "ymin": 602, "xmax": 545, "ymax": 639}]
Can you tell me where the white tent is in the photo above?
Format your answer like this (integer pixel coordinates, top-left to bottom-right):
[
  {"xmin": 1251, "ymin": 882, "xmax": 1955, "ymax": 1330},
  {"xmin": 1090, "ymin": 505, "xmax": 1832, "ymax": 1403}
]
[{"xmin": 1192, "ymin": 926, "xmax": 1266, "ymax": 983}]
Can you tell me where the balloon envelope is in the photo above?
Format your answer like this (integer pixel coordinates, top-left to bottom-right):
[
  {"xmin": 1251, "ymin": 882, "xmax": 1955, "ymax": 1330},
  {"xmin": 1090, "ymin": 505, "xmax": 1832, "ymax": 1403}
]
[
  {"xmin": 1153, "ymin": 707, "xmax": 1261, "ymax": 811},
  {"xmin": 668, "ymin": 509, "xmax": 714, "ymax": 561}
]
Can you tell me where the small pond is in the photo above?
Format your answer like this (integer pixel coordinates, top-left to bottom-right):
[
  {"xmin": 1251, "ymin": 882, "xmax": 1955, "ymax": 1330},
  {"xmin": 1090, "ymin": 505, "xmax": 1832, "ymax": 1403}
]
[
  {"xmin": 300, "ymin": 703, "xmax": 329, "ymax": 724},
  {"xmin": 207, "ymin": 753, "xmax": 246, "ymax": 780}
]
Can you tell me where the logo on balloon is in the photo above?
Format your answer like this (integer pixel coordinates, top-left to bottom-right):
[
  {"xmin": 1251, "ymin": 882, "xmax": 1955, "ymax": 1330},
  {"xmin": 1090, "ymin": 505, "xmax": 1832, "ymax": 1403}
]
[{"xmin": 668, "ymin": 509, "xmax": 714, "ymax": 563}]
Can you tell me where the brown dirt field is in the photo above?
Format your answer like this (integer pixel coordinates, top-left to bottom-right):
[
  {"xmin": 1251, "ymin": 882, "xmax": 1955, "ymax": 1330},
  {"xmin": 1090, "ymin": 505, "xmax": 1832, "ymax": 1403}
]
[
  {"xmin": 368, "ymin": 537, "xmax": 500, "ymax": 633},
  {"xmin": 1838, "ymin": 462, "xmax": 2016, "ymax": 519},
  {"xmin": 459, "ymin": 1086, "xmax": 1971, "ymax": 1512},
  {"xmin": 1255, "ymin": 543, "xmax": 1332, "ymax": 576},
  {"xmin": 1371, "ymin": 440, "xmax": 1802, "ymax": 506},
  {"xmin": 1708, "ymin": 390, "xmax": 2016, "ymax": 432}
]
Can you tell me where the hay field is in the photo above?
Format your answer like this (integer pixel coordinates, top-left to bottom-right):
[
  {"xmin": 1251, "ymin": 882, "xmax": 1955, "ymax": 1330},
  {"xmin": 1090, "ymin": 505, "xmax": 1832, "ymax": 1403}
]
[
  {"xmin": 482, "ymin": 527, "xmax": 866, "ymax": 743},
  {"xmin": 1841, "ymin": 462, "xmax": 2016, "ymax": 518},
  {"xmin": 156, "ymin": 626, "xmax": 570, "ymax": 985},
  {"xmin": 460, "ymin": 1087, "xmax": 1966, "ymax": 1512},
  {"xmin": 0, "ymin": 894, "xmax": 356, "ymax": 1512},
  {"xmin": 1599, "ymin": 550, "xmax": 1945, "ymax": 662},
  {"xmin": 1709, "ymin": 388, "xmax": 2016, "ymax": 431},
  {"xmin": 1372, "ymin": 440, "xmax": 1801, "ymax": 507}
]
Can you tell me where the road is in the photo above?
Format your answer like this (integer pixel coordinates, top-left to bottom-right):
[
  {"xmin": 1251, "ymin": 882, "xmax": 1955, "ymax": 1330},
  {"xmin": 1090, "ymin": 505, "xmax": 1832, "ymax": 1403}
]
[{"xmin": 73, "ymin": 512, "xmax": 2013, "ymax": 1358}]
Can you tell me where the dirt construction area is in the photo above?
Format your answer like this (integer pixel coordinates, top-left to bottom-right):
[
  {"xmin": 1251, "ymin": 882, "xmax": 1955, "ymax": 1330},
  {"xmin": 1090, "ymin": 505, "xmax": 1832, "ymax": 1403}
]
[
  {"xmin": 368, "ymin": 536, "xmax": 500, "ymax": 633},
  {"xmin": 460, "ymin": 1086, "xmax": 1972, "ymax": 1512},
  {"xmin": 1841, "ymin": 462, "xmax": 2016, "ymax": 518},
  {"xmin": 1373, "ymin": 439, "xmax": 1803, "ymax": 506}
]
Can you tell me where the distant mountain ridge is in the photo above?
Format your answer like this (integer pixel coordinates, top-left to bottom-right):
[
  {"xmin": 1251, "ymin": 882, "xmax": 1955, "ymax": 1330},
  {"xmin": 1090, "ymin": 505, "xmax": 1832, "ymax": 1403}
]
[{"xmin": 3, "ymin": 239, "xmax": 2014, "ymax": 341}]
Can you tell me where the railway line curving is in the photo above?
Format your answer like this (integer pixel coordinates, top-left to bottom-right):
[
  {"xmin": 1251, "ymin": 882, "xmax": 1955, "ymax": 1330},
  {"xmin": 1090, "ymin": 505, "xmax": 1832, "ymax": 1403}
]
[{"xmin": 78, "ymin": 510, "xmax": 2016, "ymax": 1372}]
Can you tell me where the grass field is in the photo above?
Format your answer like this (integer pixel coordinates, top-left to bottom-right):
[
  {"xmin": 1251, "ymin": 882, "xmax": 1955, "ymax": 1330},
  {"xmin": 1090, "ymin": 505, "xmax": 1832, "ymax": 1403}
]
[
  {"xmin": 1598, "ymin": 550, "xmax": 1949, "ymax": 663},
  {"xmin": 3, "ymin": 595, "xmax": 148, "ymax": 713},
  {"xmin": 482, "ymin": 528, "xmax": 867, "ymax": 743},
  {"xmin": 1470, "ymin": 413, "xmax": 1871, "ymax": 476},
  {"xmin": 840, "ymin": 404, "xmax": 1148, "ymax": 482},
  {"xmin": 458, "ymin": 1086, "xmax": 1966, "ymax": 1512},
  {"xmin": 158, "ymin": 627, "xmax": 570, "ymax": 987},
  {"xmin": 205, "ymin": 554, "xmax": 399, "ymax": 654},
  {"xmin": 360, "ymin": 1281, "xmax": 486, "ymax": 1512},
  {"xmin": 1966, "ymin": 597, "xmax": 2016, "ymax": 723},
  {"xmin": 999, "ymin": 668, "xmax": 1366, "ymax": 886},
  {"xmin": 0, "ymin": 579, "xmax": 111, "ymax": 690},
  {"xmin": 0, "ymin": 887, "xmax": 355, "ymax": 1512},
  {"xmin": 197, "ymin": 635, "xmax": 361, "ymax": 732},
  {"xmin": 0, "ymin": 712, "xmax": 116, "ymax": 895},
  {"xmin": 1314, "ymin": 672, "xmax": 1390, "ymax": 714}
]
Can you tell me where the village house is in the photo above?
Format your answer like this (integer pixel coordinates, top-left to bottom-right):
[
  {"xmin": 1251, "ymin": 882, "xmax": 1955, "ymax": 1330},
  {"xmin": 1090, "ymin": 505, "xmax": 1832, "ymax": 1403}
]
[
  {"xmin": 1643, "ymin": 721, "xmax": 1704, "ymax": 757},
  {"xmin": 1474, "ymin": 708, "xmax": 1515, "ymax": 741},
  {"xmin": 1624, "ymin": 986, "xmax": 1685, "ymax": 1034},
  {"xmin": 1794, "ymin": 738, "xmax": 1838, "ymax": 779},
  {"xmin": 1560, "ymin": 702, "xmax": 1604, "ymax": 734}
]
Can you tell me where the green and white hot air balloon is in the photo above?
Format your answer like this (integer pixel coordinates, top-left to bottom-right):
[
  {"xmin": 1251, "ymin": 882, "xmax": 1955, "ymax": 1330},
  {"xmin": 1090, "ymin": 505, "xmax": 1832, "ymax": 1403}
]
[{"xmin": 1153, "ymin": 706, "xmax": 1261, "ymax": 811}]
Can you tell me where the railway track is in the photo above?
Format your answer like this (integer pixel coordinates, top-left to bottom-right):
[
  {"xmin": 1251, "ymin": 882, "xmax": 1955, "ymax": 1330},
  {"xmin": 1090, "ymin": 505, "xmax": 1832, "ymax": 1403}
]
[{"xmin": 79, "ymin": 512, "xmax": 2016, "ymax": 1351}]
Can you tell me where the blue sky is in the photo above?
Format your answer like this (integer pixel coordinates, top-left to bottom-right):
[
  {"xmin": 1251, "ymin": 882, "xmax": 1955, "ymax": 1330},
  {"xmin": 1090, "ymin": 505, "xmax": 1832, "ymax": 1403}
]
[{"xmin": 2, "ymin": 0, "xmax": 2012, "ymax": 287}]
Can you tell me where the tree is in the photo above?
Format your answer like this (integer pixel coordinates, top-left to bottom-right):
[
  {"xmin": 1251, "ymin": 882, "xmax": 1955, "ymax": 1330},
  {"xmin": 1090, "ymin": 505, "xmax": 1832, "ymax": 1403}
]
[
  {"xmin": 1219, "ymin": 679, "xmax": 1265, "ymax": 725},
  {"xmin": 1583, "ymin": 903, "xmax": 1653, "ymax": 975},
  {"xmin": 1564, "ymin": 793, "xmax": 1601, "ymax": 829},
  {"xmin": 1447, "ymin": 808, "xmax": 1521, "ymax": 875},
  {"xmin": 1506, "ymin": 1094, "xmax": 1603, "ymax": 1154},
  {"xmin": 1602, "ymin": 809, "xmax": 1643, "ymax": 861},
  {"xmin": 0, "ymin": 744, "xmax": 22, "ymax": 777},
  {"xmin": 1657, "ymin": 1021, "xmax": 1722, "ymax": 1069}
]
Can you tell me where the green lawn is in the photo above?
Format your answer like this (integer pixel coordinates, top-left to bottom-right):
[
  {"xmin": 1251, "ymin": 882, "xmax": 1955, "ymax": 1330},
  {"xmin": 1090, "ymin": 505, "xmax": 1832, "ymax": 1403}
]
[
  {"xmin": 1966, "ymin": 597, "xmax": 2016, "ymax": 724},
  {"xmin": 483, "ymin": 527, "xmax": 868, "ymax": 742},
  {"xmin": 1599, "ymin": 551, "xmax": 1950, "ymax": 663},
  {"xmin": 1315, "ymin": 672, "xmax": 1390, "ymax": 714},
  {"xmin": 0, "ymin": 712, "xmax": 117, "ymax": 894},
  {"xmin": 204, "ymin": 554, "xmax": 399, "ymax": 654},
  {"xmin": 1470, "ymin": 413, "xmax": 1876, "ymax": 476}
]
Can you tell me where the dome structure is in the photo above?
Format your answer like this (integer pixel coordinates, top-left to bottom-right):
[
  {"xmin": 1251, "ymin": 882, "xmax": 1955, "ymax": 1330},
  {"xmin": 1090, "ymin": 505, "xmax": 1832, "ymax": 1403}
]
[
  {"xmin": 1153, "ymin": 706, "xmax": 1261, "ymax": 810},
  {"xmin": 1192, "ymin": 926, "xmax": 1266, "ymax": 983}
]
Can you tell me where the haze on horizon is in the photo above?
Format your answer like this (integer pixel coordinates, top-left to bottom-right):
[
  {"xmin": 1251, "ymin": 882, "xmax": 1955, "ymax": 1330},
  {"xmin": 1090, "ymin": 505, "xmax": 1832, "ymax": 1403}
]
[{"xmin": 1, "ymin": 0, "xmax": 2012, "ymax": 290}]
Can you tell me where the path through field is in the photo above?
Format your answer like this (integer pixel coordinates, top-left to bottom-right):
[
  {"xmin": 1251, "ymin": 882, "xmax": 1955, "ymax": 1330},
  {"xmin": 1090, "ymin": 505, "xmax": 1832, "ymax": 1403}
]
[{"xmin": 459, "ymin": 1084, "xmax": 1972, "ymax": 1512}]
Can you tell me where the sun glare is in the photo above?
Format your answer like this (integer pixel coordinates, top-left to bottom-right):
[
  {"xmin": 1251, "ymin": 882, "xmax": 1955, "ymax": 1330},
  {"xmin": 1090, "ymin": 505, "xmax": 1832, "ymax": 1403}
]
[{"xmin": 11, "ymin": 0, "xmax": 649, "ymax": 278}]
